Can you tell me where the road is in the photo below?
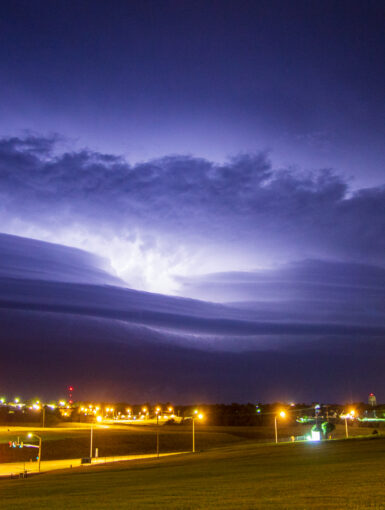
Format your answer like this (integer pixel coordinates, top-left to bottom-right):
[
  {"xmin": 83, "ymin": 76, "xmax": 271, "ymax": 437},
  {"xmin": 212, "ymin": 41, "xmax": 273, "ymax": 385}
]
[{"xmin": 0, "ymin": 451, "xmax": 187, "ymax": 477}]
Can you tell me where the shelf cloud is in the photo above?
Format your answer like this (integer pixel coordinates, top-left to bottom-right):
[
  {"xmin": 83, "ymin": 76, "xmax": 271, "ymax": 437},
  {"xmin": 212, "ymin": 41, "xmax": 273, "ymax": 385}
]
[{"xmin": 0, "ymin": 233, "xmax": 384, "ymax": 401}]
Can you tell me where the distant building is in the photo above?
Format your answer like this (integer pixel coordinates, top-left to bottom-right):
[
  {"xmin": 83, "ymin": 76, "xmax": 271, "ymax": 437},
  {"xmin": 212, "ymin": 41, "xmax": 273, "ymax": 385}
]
[{"xmin": 368, "ymin": 393, "xmax": 377, "ymax": 407}]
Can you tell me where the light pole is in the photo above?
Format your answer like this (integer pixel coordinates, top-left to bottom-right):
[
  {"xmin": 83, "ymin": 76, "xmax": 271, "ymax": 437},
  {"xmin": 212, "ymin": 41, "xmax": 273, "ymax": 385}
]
[
  {"xmin": 155, "ymin": 407, "xmax": 161, "ymax": 458},
  {"xmin": 345, "ymin": 409, "xmax": 355, "ymax": 438},
  {"xmin": 192, "ymin": 411, "xmax": 204, "ymax": 453},
  {"xmin": 90, "ymin": 424, "xmax": 93, "ymax": 458},
  {"xmin": 42, "ymin": 406, "xmax": 46, "ymax": 428},
  {"xmin": 28, "ymin": 433, "xmax": 42, "ymax": 472},
  {"xmin": 274, "ymin": 411, "xmax": 286, "ymax": 444}
]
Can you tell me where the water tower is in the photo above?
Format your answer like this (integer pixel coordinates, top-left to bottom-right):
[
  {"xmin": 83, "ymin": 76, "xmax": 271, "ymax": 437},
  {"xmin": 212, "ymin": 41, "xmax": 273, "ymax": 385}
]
[{"xmin": 368, "ymin": 393, "xmax": 377, "ymax": 407}]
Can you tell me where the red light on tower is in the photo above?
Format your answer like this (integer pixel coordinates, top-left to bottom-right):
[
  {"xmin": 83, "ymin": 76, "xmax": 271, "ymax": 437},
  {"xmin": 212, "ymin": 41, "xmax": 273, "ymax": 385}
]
[{"xmin": 68, "ymin": 386, "xmax": 74, "ymax": 404}]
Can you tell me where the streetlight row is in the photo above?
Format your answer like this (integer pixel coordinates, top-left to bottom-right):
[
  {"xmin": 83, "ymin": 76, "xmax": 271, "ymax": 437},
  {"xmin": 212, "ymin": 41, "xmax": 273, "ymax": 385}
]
[
  {"xmin": 11, "ymin": 411, "xmax": 204, "ymax": 475},
  {"xmin": 11, "ymin": 407, "xmax": 356, "ymax": 472}
]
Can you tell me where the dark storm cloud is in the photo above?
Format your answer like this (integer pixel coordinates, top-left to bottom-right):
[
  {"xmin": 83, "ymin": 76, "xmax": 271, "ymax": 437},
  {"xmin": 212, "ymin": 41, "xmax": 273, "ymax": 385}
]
[
  {"xmin": 0, "ymin": 135, "xmax": 384, "ymax": 268},
  {"xmin": 1, "ymin": 232, "xmax": 385, "ymax": 402}
]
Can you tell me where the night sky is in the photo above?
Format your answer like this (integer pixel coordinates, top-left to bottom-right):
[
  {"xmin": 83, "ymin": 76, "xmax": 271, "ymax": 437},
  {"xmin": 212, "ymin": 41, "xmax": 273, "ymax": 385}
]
[{"xmin": 0, "ymin": 0, "xmax": 384, "ymax": 403}]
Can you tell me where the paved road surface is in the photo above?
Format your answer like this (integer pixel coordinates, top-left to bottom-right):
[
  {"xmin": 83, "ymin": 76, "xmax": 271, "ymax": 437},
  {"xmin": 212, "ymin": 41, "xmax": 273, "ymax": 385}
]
[{"xmin": 0, "ymin": 451, "xmax": 187, "ymax": 477}]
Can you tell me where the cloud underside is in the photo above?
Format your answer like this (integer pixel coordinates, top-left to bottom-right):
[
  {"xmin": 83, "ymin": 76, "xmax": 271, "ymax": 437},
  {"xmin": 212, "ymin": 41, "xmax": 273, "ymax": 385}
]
[
  {"xmin": 2, "ymin": 308, "xmax": 385, "ymax": 403},
  {"xmin": 1, "ymin": 233, "xmax": 384, "ymax": 346}
]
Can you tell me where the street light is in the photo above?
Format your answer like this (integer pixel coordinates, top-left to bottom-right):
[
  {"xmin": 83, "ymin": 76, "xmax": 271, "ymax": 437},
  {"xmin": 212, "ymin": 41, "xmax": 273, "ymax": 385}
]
[
  {"xmin": 345, "ymin": 409, "xmax": 355, "ymax": 438},
  {"xmin": 192, "ymin": 411, "xmax": 204, "ymax": 453},
  {"xmin": 27, "ymin": 433, "xmax": 42, "ymax": 472},
  {"xmin": 274, "ymin": 411, "xmax": 286, "ymax": 444}
]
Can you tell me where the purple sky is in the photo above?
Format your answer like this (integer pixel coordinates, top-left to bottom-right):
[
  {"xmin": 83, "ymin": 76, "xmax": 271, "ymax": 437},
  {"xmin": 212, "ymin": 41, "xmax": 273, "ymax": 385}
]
[
  {"xmin": 0, "ymin": 0, "xmax": 384, "ymax": 188},
  {"xmin": 0, "ymin": 0, "xmax": 384, "ymax": 402}
]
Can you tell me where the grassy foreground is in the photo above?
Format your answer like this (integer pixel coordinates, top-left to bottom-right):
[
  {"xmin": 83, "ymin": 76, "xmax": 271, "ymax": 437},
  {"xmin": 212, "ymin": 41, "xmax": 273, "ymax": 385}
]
[
  {"xmin": 0, "ymin": 422, "xmax": 373, "ymax": 462},
  {"xmin": 1, "ymin": 436, "xmax": 385, "ymax": 509}
]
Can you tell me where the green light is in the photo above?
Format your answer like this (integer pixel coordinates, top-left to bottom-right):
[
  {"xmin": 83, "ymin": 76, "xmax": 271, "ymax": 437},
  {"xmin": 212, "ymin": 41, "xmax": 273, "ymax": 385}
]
[
  {"xmin": 359, "ymin": 417, "xmax": 385, "ymax": 422},
  {"xmin": 296, "ymin": 416, "xmax": 314, "ymax": 424}
]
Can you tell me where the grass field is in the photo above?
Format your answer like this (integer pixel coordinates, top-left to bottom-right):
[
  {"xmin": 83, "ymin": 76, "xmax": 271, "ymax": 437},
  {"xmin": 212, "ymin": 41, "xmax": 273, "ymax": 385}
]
[
  {"xmin": 0, "ymin": 422, "xmax": 375, "ymax": 462},
  {"xmin": 1, "ymin": 434, "xmax": 385, "ymax": 509}
]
